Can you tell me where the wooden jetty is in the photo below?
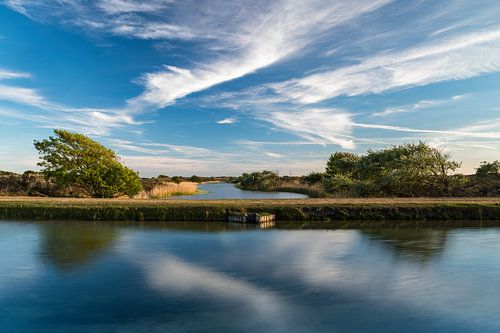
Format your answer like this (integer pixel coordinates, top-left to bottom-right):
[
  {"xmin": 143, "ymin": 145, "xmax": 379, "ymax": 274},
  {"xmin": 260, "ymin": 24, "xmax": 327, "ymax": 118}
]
[{"xmin": 228, "ymin": 212, "xmax": 276, "ymax": 224}]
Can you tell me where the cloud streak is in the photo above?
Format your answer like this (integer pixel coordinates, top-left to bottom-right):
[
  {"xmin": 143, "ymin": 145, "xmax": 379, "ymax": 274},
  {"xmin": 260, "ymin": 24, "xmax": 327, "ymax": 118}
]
[
  {"xmin": 0, "ymin": 69, "xmax": 32, "ymax": 80},
  {"xmin": 128, "ymin": 0, "xmax": 391, "ymax": 109},
  {"xmin": 271, "ymin": 29, "xmax": 500, "ymax": 103},
  {"xmin": 371, "ymin": 94, "xmax": 466, "ymax": 117}
]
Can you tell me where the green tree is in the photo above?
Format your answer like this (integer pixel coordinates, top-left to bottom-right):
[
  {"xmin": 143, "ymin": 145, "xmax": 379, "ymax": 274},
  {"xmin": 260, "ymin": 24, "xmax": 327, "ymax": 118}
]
[
  {"xmin": 303, "ymin": 172, "xmax": 326, "ymax": 184},
  {"xmin": 34, "ymin": 129, "xmax": 142, "ymax": 198},
  {"xmin": 190, "ymin": 175, "xmax": 203, "ymax": 183},
  {"xmin": 325, "ymin": 152, "xmax": 361, "ymax": 178},
  {"xmin": 323, "ymin": 142, "xmax": 464, "ymax": 197},
  {"xmin": 359, "ymin": 142, "xmax": 462, "ymax": 196},
  {"xmin": 476, "ymin": 160, "xmax": 500, "ymax": 177},
  {"xmin": 239, "ymin": 170, "xmax": 279, "ymax": 190},
  {"xmin": 171, "ymin": 176, "xmax": 183, "ymax": 184}
]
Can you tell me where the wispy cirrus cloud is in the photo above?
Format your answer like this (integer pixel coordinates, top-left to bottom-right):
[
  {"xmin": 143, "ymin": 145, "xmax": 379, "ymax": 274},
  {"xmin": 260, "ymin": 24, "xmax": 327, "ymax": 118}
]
[
  {"xmin": 216, "ymin": 117, "xmax": 237, "ymax": 125},
  {"xmin": 0, "ymin": 85, "xmax": 50, "ymax": 108},
  {"xmin": 106, "ymin": 139, "xmax": 214, "ymax": 157},
  {"xmin": 127, "ymin": 0, "xmax": 391, "ymax": 109},
  {"xmin": 0, "ymin": 69, "xmax": 143, "ymax": 135},
  {"xmin": 3, "ymin": 0, "xmax": 391, "ymax": 128},
  {"xmin": 96, "ymin": 0, "xmax": 172, "ymax": 15},
  {"xmin": 264, "ymin": 108, "xmax": 355, "ymax": 149},
  {"xmin": 0, "ymin": 69, "xmax": 32, "ymax": 80},
  {"xmin": 270, "ymin": 29, "xmax": 500, "ymax": 104},
  {"xmin": 371, "ymin": 94, "xmax": 467, "ymax": 117},
  {"xmin": 353, "ymin": 121, "xmax": 500, "ymax": 139}
]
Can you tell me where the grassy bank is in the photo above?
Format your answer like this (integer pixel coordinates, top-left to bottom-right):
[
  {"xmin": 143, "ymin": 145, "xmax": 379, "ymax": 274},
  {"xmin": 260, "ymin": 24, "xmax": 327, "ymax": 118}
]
[{"xmin": 1, "ymin": 197, "xmax": 500, "ymax": 226}]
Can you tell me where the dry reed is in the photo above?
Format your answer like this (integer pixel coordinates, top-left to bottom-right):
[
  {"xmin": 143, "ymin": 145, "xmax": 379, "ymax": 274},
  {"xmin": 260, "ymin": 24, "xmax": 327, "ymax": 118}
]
[{"xmin": 136, "ymin": 181, "xmax": 198, "ymax": 199}]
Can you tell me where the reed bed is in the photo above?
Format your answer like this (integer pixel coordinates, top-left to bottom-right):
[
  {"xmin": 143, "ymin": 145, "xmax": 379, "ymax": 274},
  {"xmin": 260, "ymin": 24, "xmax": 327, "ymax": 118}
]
[{"xmin": 136, "ymin": 181, "xmax": 199, "ymax": 199}]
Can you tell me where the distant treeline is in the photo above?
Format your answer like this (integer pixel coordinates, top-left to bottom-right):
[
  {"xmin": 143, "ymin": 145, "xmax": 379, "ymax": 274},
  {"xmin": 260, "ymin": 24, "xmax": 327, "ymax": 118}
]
[{"xmin": 238, "ymin": 143, "xmax": 500, "ymax": 197}]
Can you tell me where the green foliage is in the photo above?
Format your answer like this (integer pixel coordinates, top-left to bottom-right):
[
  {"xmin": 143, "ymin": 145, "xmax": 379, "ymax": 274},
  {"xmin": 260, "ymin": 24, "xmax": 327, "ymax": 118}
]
[
  {"xmin": 476, "ymin": 160, "xmax": 500, "ymax": 177},
  {"xmin": 239, "ymin": 170, "xmax": 280, "ymax": 190},
  {"xmin": 303, "ymin": 172, "xmax": 326, "ymax": 184},
  {"xmin": 324, "ymin": 142, "xmax": 464, "ymax": 197},
  {"xmin": 326, "ymin": 152, "xmax": 361, "ymax": 178},
  {"xmin": 171, "ymin": 176, "xmax": 183, "ymax": 184},
  {"xmin": 34, "ymin": 129, "xmax": 142, "ymax": 198},
  {"xmin": 324, "ymin": 174, "xmax": 353, "ymax": 194},
  {"xmin": 190, "ymin": 175, "xmax": 203, "ymax": 183}
]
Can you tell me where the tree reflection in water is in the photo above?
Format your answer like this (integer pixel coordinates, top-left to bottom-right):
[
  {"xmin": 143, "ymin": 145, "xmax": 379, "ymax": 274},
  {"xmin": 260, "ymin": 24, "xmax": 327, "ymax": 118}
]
[
  {"xmin": 38, "ymin": 223, "xmax": 118, "ymax": 271},
  {"xmin": 362, "ymin": 228, "xmax": 449, "ymax": 263}
]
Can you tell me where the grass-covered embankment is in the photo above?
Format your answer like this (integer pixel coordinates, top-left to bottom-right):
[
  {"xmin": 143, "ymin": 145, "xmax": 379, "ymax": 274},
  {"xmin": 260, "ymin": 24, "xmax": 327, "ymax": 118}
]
[{"xmin": 1, "ymin": 197, "xmax": 500, "ymax": 226}]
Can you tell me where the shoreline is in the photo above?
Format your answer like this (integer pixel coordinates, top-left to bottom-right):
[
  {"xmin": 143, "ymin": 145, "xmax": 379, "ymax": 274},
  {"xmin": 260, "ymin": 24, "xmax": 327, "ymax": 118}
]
[{"xmin": 1, "ymin": 197, "xmax": 499, "ymax": 226}]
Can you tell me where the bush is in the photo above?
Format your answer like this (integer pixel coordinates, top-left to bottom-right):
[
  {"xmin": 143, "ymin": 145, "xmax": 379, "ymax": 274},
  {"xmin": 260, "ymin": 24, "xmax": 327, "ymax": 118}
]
[
  {"xmin": 303, "ymin": 172, "xmax": 326, "ymax": 184},
  {"xmin": 323, "ymin": 142, "xmax": 463, "ymax": 197},
  {"xmin": 239, "ymin": 171, "xmax": 280, "ymax": 191},
  {"xmin": 34, "ymin": 129, "xmax": 142, "ymax": 198},
  {"xmin": 476, "ymin": 160, "xmax": 500, "ymax": 177}
]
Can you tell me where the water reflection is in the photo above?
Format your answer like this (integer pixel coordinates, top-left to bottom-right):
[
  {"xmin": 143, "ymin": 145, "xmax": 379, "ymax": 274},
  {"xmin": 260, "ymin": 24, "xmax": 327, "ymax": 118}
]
[
  {"xmin": 38, "ymin": 223, "xmax": 118, "ymax": 271},
  {"xmin": 362, "ymin": 228, "xmax": 448, "ymax": 263},
  {"xmin": 1, "ymin": 221, "xmax": 500, "ymax": 332}
]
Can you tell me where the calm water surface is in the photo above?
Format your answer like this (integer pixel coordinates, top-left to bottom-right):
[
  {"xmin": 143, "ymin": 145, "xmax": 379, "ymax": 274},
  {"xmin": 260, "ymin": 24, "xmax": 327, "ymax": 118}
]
[
  {"xmin": 1, "ymin": 221, "xmax": 500, "ymax": 332},
  {"xmin": 173, "ymin": 182, "xmax": 308, "ymax": 199}
]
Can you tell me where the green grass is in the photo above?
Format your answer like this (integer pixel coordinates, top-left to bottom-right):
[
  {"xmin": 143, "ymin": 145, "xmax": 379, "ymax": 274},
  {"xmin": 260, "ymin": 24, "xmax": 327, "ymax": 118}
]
[{"xmin": 1, "ymin": 197, "xmax": 500, "ymax": 226}]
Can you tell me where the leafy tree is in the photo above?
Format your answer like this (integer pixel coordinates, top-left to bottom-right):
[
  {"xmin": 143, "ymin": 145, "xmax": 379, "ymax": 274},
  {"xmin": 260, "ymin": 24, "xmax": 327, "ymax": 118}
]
[
  {"xmin": 239, "ymin": 170, "xmax": 280, "ymax": 190},
  {"xmin": 325, "ymin": 152, "xmax": 361, "ymax": 178},
  {"xmin": 190, "ymin": 175, "xmax": 203, "ymax": 183},
  {"xmin": 171, "ymin": 176, "xmax": 183, "ymax": 184},
  {"xmin": 324, "ymin": 142, "xmax": 464, "ymax": 197},
  {"xmin": 303, "ymin": 172, "xmax": 326, "ymax": 184},
  {"xmin": 34, "ymin": 129, "xmax": 142, "ymax": 198},
  {"xmin": 476, "ymin": 160, "xmax": 500, "ymax": 177},
  {"xmin": 359, "ymin": 142, "xmax": 462, "ymax": 196},
  {"xmin": 324, "ymin": 174, "xmax": 353, "ymax": 194}
]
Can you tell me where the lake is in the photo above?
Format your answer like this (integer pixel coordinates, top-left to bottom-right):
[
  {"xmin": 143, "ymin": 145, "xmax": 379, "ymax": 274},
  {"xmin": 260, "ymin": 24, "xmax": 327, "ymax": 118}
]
[
  {"xmin": 1, "ymin": 221, "xmax": 500, "ymax": 332},
  {"xmin": 173, "ymin": 182, "xmax": 308, "ymax": 199}
]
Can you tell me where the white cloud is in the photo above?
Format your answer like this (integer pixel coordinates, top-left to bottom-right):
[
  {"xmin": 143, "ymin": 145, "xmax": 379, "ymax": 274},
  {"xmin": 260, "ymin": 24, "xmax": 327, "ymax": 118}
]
[
  {"xmin": 0, "ymin": 87, "xmax": 141, "ymax": 136},
  {"xmin": 128, "ymin": 0, "xmax": 391, "ymax": 108},
  {"xmin": 0, "ymin": 85, "xmax": 50, "ymax": 108},
  {"xmin": 121, "ymin": 153, "xmax": 327, "ymax": 177},
  {"xmin": 4, "ymin": 0, "xmax": 391, "ymax": 111},
  {"xmin": 109, "ymin": 20, "xmax": 195, "ymax": 40},
  {"xmin": 270, "ymin": 29, "xmax": 500, "ymax": 103},
  {"xmin": 372, "ymin": 94, "xmax": 467, "ymax": 117},
  {"xmin": 353, "ymin": 121, "xmax": 500, "ymax": 139},
  {"xmin": 2, "ymin": 1, "xmax": 391, "ymax": 140},
  {"xmin": 96, "ymin": 0, "xmax": 171, "ymax": 15},
  {"xmin": 217, "ymin": 117, "xmax": 237, "ymax": 124},
  {"xmin": 265, "ymin": 152, "xmax": 283, "ymax": 158},
  {"xmin": 264, "ymin": 108, "xmax": 355, "ymax": 149},
  {"xmin": 0, "ymin": 70, "xmax": 31, "ymax": 80}
]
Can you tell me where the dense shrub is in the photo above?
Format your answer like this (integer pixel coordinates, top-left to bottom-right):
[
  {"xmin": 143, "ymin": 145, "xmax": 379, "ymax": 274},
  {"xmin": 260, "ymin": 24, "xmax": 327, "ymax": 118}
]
[
  {"xmin": 324, "ymin": 142, "xmax": 464, "ymax": 197},
  {"xmin": 34, "ymin": 130, "xmax": 142, "ymax": 198}
]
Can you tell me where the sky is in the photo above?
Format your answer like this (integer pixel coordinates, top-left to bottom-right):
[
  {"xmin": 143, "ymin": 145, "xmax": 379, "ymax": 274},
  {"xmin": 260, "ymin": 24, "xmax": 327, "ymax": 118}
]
[{"xmin": 0, "ymin": 0, "xmax": 499, "ymax": 177}]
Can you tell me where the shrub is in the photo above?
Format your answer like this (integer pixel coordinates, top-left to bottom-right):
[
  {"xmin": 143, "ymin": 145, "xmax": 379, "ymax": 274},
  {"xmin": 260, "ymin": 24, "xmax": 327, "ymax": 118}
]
[
  {"xmin": 34, "ymin": 129, "xmax": 142, "ymax": 198},
  {"xmin": 476, "ymin": 160, "xmax": 500, "ymax": 177}
]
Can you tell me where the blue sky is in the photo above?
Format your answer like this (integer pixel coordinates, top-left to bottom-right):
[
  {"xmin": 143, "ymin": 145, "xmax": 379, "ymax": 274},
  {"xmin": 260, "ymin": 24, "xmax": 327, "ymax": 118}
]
[{"xmin": 0, "ymin": 0, "xmax": 499, "ymax": 176}]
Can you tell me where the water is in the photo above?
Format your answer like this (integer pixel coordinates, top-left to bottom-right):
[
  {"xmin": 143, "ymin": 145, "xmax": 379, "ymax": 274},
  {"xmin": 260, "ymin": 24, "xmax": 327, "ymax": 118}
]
[
  {"xmin": 172, "ymin": 182, "xmax": 308, "ymax": 199},
  {"xmin": 1, "ymin": 221, "xmax": 500, "ymax": 333}
]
